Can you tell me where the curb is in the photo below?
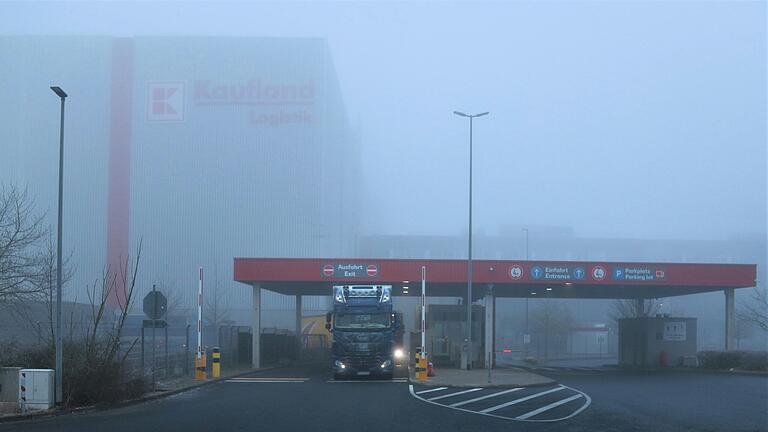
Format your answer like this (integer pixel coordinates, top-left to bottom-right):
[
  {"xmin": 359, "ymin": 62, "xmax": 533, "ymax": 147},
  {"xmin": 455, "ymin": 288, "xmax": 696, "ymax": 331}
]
[
  {"xmin": 0, "ymin": 367, "xmax": 275, "ymax": 424},
  {"xmin": 512, "ymin": 364, "xmax": 768, "ymax": 377},
  {"xmin": 408, "ymin": 371, "xmax": 556, "ymax": 389}
]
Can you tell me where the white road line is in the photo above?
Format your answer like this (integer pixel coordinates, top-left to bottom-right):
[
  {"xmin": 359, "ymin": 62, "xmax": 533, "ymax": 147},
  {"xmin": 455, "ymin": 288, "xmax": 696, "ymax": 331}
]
[
  {"xmin": 428, "ymin": 388, "xmax": 483, "ymax": 401},
  {"xmin": 226, "ymin": 380, "xmax": 306, "ymax": 383},
  {"xmin": 450, "ymin": 388, "xmax": 524, "ymax": 407},
  {"xmin": 415, "ymin": 386, "xmax": 448, "ymax": 394},
  {"xmin": 480, "ymin": 386, "xmax": 565, "ymax": 413},
  {"xmin": 327, "ymin": 379, "xmax": 408, "ymax": 383},
  {"xmin": 514, "ymin": 394, "xmax": 583, "ymax": 420}
]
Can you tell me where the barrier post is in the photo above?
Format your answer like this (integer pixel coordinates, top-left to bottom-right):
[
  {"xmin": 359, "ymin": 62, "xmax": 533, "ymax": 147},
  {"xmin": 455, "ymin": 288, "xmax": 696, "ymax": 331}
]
[
  {"xmin": 415, "ymin": 351, "xmax": 427, "ymax": 381},
  {"xmin": 195, "ymin": 353, "xmax": 207, "ymax": 381},
  {"xmin": 212, "ymin": 347, "xmax": 221, "ymax": 378}
]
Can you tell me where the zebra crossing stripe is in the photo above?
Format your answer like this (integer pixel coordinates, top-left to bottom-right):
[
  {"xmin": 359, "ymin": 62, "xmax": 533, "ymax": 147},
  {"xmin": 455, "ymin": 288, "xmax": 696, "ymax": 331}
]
[
  {"xmin": 415, "ymin": 386, "xmax": 447, "ymax": 394},
  {"xmin": 515, "ymin": 394, "xmax": 583, "ymax": 420},
  {"xmin": 427, "ymin": 388, "xmax": 482, "ymax": 401},
  {"xmin": 480, "ymin": 386, "xmax": 565, "ymax": 413},
  {"xmin": 450, "ymin": 387, "xmax": 523, "ymax": 407}
]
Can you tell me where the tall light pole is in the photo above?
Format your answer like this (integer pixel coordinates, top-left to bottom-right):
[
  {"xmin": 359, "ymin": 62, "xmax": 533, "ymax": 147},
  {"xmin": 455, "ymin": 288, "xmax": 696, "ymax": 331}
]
[
  {"xmin": 523, "ymin": 228, "xmax": 529, "ymax": 361},
  {"xmin": 50, "ymin": 85, "xmax": 67, "ymax": 404},
  {"xmin": 453, "ymin": 110, "xmax": 489, "ymax": 370}
]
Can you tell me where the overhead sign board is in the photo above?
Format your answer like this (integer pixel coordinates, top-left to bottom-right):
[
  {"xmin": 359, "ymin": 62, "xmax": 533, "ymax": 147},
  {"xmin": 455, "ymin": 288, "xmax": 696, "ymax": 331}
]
[
  {"xmin": 321, "ymin": 263, "xmax": 379, "ymax": 278},
  {"xmin": 612, "ymin": 266, "xmax": 666, "ymax": 282},
  {"xmin": 529, "ymin": 265, "xmax": 587, "ymax": 281}
]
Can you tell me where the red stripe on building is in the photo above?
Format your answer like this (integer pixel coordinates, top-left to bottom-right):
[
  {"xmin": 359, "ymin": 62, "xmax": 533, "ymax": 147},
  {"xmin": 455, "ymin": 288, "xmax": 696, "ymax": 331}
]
[{"xmin": 106, "ymin": 39, "xmax": 135, "ymax": 307}]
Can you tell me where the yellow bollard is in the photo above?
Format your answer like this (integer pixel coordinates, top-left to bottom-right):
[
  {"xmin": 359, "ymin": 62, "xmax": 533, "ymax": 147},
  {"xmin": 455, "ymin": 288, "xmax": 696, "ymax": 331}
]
[
  {"xmin": 415, "ymin": 351, "xmax": 428, "ymax": 381},
  {"xmin": 195, "ymin": 353, "xmax": 207, "ymax": 381},
  {"xmin": 212, "ymin": 347, "xmax": 221, "ymax": 378}
]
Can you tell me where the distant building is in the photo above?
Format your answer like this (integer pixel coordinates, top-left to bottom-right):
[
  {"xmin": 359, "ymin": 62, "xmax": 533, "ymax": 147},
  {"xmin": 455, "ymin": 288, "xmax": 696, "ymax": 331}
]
[{"xmin": 1, "ymin": 36, "xmax": 358, "ymax": 312}]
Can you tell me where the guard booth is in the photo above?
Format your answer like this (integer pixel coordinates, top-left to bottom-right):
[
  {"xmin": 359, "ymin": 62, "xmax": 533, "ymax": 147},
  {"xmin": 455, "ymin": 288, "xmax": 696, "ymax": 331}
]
[
  {"xmin": 619, "ymin": 317, "xmax": 697, "ymax": 367},
  {"xmin": 415, "ymin": 305, "xmax": 484, "ymax": 368}
]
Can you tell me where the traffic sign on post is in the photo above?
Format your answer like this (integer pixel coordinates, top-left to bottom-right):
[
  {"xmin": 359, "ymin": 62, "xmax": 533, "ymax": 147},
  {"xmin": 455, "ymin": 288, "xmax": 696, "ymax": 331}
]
[{"xmin": 143, "ymin": 291, "xmax": 167, "ymax": 320}]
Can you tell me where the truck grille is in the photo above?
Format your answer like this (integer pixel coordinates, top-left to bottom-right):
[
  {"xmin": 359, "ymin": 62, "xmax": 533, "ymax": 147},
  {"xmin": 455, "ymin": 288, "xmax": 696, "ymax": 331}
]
[{"xmin": 347, "ymin": 356, "xmax": 380, "ymax": 370}]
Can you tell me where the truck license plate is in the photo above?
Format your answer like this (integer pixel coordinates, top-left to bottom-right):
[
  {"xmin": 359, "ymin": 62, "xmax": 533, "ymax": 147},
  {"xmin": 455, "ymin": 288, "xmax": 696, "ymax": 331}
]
[{"xmin": 357, "ymin": 371, "xmax": 370, "ymax": 376}]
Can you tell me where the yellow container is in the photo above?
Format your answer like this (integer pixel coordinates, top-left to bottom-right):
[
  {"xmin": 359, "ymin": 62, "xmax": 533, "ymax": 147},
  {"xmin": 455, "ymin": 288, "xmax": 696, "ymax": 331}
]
[{"xmin": 195, "ymin": 353, "xmax": 207, "ymax": 380}]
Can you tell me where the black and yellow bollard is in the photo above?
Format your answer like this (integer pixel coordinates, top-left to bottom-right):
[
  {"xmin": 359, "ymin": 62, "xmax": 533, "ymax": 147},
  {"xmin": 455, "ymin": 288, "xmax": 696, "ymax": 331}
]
[
  {"xmin": 415, "ymin": 351, "xmax": 427, "ymax": 381},
  {"xmin": 212, "ymin": 347, "xmax": 221, "ymax": 378},
  {"xmin": 195, "ymin": 353, "xmax": 207, "ymax": 381}
]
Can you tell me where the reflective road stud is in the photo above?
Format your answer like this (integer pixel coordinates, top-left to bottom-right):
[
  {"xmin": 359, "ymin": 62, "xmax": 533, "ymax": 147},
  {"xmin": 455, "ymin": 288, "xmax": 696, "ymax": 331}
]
[
  {"xmin": 195, "ymin": 353, "xmax": 207, "ymax": 381},
  {"xmin": 212, "ymin": 347, "xmax": 221, "ymax": 378}
]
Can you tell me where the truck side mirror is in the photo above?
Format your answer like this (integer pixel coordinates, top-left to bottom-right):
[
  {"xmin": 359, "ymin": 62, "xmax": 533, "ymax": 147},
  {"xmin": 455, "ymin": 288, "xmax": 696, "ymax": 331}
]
[{"xmin": 325, "ymin": 323, "xmax": 331, "ymax": 331}]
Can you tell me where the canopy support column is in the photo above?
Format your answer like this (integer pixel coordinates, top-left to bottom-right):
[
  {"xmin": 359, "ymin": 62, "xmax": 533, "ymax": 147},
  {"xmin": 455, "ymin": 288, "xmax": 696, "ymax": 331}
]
[
  {"xmin": 295, "ymin": 295, "xmax": 302, "ymax": 359},
  {"xmin": 252, "ymin": 283, "xmax": 261, "ymax": 369},
  {"xmin": 725, "ymin": 288, "xmax": 736, "ymax": 351}
]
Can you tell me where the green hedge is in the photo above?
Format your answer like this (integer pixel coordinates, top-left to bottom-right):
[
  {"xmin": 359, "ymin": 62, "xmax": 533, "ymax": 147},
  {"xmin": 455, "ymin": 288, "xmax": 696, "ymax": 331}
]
[{"xmin": 697, "ymin": 351, "xmax": 767, "ymax": 371}]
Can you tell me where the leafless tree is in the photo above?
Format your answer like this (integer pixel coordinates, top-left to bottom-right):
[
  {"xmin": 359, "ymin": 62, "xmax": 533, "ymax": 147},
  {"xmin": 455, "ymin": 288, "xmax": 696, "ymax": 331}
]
[
  {"xmin": 0, "ymin": 184, "xmax": 48, "ymax": 302},
  {"xmin": 531, "ymin": 300, "xmax": 574, "ymax": 359},
  {"xmin": 153, "ymin": 275, "xmax": 190, "ymax": 319},
  {"xmin": 9, "ymin": 234, "xmax": 74, "ymax": 349},
  {"xmin": 739, "ymin": 288, "xmax": 768, "ymax": 332},
  {"xmin": 610, "ymin": 298, "xmax": 661, "ymax": 321},
  {"xmin": 205, "ymin": 264, "xmax": 233, "ymax": 345}
]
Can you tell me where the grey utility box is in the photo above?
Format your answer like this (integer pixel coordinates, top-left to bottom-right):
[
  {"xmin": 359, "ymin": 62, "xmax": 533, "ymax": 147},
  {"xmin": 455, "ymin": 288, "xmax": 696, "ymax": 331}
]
[
  {"xmin": 0, "ymin": 367, "xmax": 21, "ymax": 403},
  {"xmin": 619, "ymin": 317, "xmax": 697, "ymax": 367}
]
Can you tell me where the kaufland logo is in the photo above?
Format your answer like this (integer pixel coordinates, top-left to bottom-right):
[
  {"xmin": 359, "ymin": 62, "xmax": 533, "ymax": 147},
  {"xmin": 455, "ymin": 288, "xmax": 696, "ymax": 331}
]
[
  {"xmin": 193, "ymin": 79, "xmax": 315, "ymax": 105},
  {"xmin": 146, "ymin": 82, "xmax": 185, "ymax": 122}
]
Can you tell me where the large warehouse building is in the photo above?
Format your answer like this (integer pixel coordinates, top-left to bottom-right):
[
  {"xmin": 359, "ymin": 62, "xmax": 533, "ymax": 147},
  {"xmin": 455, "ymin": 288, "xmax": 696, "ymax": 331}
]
[{"xmin": 1, "ymin": 36, "xmax": 359, "ymax": 314}]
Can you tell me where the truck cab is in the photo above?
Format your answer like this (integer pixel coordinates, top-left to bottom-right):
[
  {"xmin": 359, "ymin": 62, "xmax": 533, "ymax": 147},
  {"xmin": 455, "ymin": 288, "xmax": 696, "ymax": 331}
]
[{"xmin": 325, "ymin": 285, "xmax": 404, "ymax": 379}]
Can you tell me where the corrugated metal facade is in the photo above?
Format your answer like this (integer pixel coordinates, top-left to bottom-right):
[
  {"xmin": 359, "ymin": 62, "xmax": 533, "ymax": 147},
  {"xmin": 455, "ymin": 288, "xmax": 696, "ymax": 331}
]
[{"xmin": 0, "ymin": 36, "xmax": 357, "ymax": 319}]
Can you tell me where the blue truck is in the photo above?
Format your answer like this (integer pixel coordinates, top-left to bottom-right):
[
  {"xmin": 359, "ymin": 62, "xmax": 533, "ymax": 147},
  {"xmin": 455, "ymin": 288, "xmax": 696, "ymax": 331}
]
[{"xmin": 325, "ymin": 285, "xmax": 405, "ymax": 380}]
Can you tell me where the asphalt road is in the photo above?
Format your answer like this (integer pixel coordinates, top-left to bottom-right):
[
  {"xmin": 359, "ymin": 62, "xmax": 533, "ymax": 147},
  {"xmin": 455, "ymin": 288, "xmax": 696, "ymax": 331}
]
[{"xmin": 3, "ymin": 365, "xmax": 766, "ymax": 432}]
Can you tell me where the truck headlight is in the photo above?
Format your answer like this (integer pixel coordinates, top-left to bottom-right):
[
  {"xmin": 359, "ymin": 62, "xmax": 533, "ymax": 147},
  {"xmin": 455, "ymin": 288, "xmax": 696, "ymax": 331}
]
[
  {"xmin": 393, "ymin": 348, "xmax": 405, "ymax": 359},
  {"xmin": 334, "ymin": 360, "xmax": 346, "ymax": 369},
  {"xmin": 380, "ymin": 360, "xmax": 392, "ymax": 368}
]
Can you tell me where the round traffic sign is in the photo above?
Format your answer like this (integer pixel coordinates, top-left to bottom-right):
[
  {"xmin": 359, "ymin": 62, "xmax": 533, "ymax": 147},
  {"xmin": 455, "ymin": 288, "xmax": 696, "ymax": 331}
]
[{"xmin": 509, "ymin": 265, "xmax": 523, "ymax": 280}]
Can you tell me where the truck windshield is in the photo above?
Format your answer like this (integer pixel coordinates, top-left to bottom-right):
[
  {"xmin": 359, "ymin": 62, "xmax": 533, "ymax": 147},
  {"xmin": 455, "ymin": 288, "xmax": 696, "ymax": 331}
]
[{"xmin": 334, "ymin": 313, "xmax": 391, "ymax": 330}]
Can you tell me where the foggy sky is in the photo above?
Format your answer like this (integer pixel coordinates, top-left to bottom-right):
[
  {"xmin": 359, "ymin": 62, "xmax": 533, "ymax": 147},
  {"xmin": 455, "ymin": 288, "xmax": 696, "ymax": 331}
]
[{"xmin": 1, "ymin": 0, "xmax": 765, "ymax": 242}]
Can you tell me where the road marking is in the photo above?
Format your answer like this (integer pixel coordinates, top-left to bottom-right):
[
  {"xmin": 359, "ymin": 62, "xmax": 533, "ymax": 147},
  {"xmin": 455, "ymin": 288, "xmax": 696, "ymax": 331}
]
[
  {"xmin": 428, "ymin": 388, "xmax": 483, "ymax": 401},
  {"xmin": 415, "ymin": 386, "xmax": 448, "ymax": 394},
  {"xmin": 449, "ymin": 387, "xmax": 523, "ymax": 407},
  {"xmin": 230, "ymin": 377, "xmax": 308, "ymax": 381},
  {"xmin": 409, "ymin": 384, "xmax": 591, "ymax": 423},
  {"xmin": 480, "ymin": 386, "xmax": 565, "ymax": 413},
  {"xmin": 226, "ymin": 379, "xmax": 306, "ymax": 383},
  {"xmin": 327, "ymin": 379, "xmax": 408, "ymax": 383},
  {"xmin": 514, "ymin": 394, "xmax": 583, "ymax": 420}
]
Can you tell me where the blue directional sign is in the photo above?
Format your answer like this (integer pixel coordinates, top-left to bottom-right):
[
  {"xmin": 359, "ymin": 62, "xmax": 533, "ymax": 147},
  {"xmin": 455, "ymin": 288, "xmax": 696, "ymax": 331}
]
[
  {"xmin": 530, "ymin": 266, "xmax": 544, "ymax": 280},
  {"xmin": 573, "ymin": 267, "xmax": 586, "ymax": 280},
  {"xmin": 612, "ymin": 266, "xmax": 665, "ymax": 282},
  {"xmin": 613, "ymin": 268, "xmax": 624, "ymax": 280}
]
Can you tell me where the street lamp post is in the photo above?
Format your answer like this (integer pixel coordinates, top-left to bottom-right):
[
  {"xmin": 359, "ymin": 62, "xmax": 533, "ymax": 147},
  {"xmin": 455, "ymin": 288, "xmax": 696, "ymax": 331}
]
[
  {"xmin": 523, "ymin": 228, "xmax": 529, "ymax": 361},
  {"xmin": 453, "ymin": 110, "xmax": 489, "ymax": 370},
  {"xmin": 50, "ymin": 85, "xmax": 67, "ymax": 404}
]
